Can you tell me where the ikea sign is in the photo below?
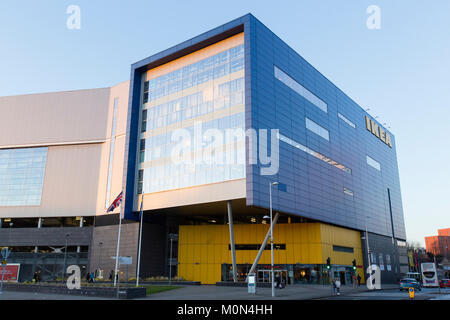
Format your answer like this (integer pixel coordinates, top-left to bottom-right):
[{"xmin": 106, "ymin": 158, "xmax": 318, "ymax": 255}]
[{"xmin": 365, "ymin": 116, "xmax": 392, "ymax": 148}]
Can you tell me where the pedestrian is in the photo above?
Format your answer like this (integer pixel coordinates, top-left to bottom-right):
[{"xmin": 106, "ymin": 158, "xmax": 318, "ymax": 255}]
[
  {"xmin": 86, "ymin": 272, "xmax": 91, "ymax": 283},
  {"xmin": 335, "ymin": 278, "xmax": 341, "ymax": 296},
  {"xmin": 33, "ymin": 271, "xmax": 37, "ymax": 283},
  {"xmin": 275, "ymin": 275, "xmax": 281, "ymax": 289},
  {"xmin": 331, "ymin": 278, "xmax": 336, "ymax": 295},
  {"xmin": 88, "ymin": 272, "xmax": 94, "ymax": 283},
  {"xmin": 36, "ymin": 270, "xmax": 41, "ymax": 284},
  {"xmin": 357, "ymin": 274, "xmax": 361, "ymax": 287},
  {"xmin": 109, "ymin": 270, "xmax": 113, "ymax": 281}
]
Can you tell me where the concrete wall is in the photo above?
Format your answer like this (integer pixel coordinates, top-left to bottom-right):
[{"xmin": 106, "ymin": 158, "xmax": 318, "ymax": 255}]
[
  {"xmin": 0, "ymin": 88, "xmax": 111, "ymax": 147},
  {"xmin": 0, "ymin": 81, "xmax": 130, "ymax": 218},
  {"xmin": 0, "ymin": 227, "xmax": 93, "ymax": 246}
]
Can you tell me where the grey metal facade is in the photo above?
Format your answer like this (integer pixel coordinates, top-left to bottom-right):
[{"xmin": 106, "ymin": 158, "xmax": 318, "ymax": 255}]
[
  {"xmin": 125, "ymin": 14, "xmax": 406, "ymax": 243},
  {"xmin": 243, "ymin": 15, "xmax": 406, "ymax": 240}
]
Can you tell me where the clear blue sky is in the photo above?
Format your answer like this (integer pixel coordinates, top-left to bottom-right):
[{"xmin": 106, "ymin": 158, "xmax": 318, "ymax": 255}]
[{"xmin": 1, "ymin": 1, "xmax": 449, "ymax": 246}]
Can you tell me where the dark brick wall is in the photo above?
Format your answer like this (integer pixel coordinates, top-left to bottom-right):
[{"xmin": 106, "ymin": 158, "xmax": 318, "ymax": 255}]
[
  {"xmin": 88, "ymin": 221, "xmax": 167, "ymax": 280},
  {"xmin": 89, "ymin": 222, "xmax": 139, "ymax": 280},
  {"xmin": 139, "ymin": 223, "xmax": 166, "ymax": 278},
  {"xmin": 361, "ymin": 232, "xmax": 408, "ymax": 284}
]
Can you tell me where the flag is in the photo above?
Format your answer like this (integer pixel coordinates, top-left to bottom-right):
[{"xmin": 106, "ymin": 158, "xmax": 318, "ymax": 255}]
[
  {"xmin": 107, "ymin": 191, "xmax": 123, "ymax": 213},
  {"xmin": 138, "ymin": 194, "xmax": 144, "ymax": 220}
]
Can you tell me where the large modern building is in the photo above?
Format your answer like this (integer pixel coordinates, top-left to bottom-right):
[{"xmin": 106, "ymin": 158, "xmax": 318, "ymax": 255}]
[
  {"xmin": 0, "ymin": 14, "xmax": 408, "ymax": 285},
  {"xmin": 425, "ymin": 228, "xmax": 450, "ymax": 257}
]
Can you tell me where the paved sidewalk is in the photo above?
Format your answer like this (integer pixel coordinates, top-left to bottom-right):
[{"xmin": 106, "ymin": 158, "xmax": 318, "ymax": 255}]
[
  {"xmin": 0, "ymin": 284, "xmax": 400, "ymax": 300},
  {"xmin": 143, "ymin": 284, "xmax": 397, "ymax": 300},
  {"xmin": 0, "ymin": 291, "xmax": 109, "ymax": 300}
]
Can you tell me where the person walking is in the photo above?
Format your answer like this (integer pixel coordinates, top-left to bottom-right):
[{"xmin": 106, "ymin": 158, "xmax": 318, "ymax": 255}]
[
  {"xmin": 331, "ymin": 278, "xmax": 336, "ymax": 295},
  {"xmin": 357, "ymin": 274, "xmax": 361, "ymax": 287},
  {"xmin": 109, "ymin": 270, "xmax": 113, "ymax": 281},
  {"xmin": 335, "ymin": 278, "xmax": 341, "ymax": 296}
]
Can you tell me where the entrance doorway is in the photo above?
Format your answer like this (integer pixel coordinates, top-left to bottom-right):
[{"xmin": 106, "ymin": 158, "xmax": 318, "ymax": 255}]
[{"xmin": 257, "ymin": 269, "xmax": 288, "ymax": 284}]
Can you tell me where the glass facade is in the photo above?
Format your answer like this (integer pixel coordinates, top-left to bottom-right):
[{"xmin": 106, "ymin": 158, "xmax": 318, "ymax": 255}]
[
  {"xmin": 139, "ymin": 44, "xmax": 245, "ymax": 194},
  {"xmin": 0, "ymin": 147, "xmax": 47, "ymax": 206}
]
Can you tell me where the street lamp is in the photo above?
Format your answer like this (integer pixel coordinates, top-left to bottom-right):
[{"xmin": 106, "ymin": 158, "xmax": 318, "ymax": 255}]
[
  {"xmin": 98, "ymin": 241, "xmax": 103, "ymax": 275},
  {"xmin": 269, "ymin": 181, "xmax": 279, "ymax": 297},
  {"xmin": 365, "ymin": 216, "xmax": 371, "ymax": 269}
]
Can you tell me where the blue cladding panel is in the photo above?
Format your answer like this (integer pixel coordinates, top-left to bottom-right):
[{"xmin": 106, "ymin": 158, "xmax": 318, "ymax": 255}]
[{"xmin": 245, "ymin": 15, "xmax": 406, "ymax": 240}]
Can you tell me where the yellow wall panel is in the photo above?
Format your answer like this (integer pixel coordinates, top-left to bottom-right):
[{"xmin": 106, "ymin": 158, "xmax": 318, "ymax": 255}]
[{"xmin": 178, "ymin": 222, "xmax": 365, "ymax": 284}]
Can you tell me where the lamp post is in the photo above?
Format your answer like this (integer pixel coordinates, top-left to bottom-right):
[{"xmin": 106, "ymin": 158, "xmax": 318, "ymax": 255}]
[
  {"xmin": 98, "ymin": 241, "xmax": 103, "ymax": 275},
  {"xmin": 269, "ymin": 181, "xmax": 279, "ymax": 298},
  {"xmin": 365, "ymin": 216, "xmax": 371, "ymax": 269}
]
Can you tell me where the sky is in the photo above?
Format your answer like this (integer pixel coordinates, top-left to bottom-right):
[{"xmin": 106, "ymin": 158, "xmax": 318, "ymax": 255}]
[{"xmin": 0, "ymin": 1, "xmax": 449, "ymax": 246}]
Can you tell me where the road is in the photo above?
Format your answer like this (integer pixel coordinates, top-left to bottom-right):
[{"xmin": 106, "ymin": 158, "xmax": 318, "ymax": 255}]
[{"xmin": 317, "ymin": 287, "xmax": 450, "ymax": 300}]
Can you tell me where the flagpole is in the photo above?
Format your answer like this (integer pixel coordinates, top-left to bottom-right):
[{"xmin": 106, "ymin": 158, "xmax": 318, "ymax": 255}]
[
  {"xmin": 113, "ymin": 198, "xmax": 123, "ymax": 288},
  {"xmin": 136, "ymin": 194, "xmax": 144, "ymax": 287}
]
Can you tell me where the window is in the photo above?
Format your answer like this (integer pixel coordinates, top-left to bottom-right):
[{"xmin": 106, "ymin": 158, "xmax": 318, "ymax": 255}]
[
  {"xmin": 306, "ymin": 118, "xmax": 329, "ymax": 141},
  {"xmin": 379, "ymin": 253, "xmax": 385, "ymax": 270},
  {"xmin": 229, "ymin": 244, "xmax": 286, "ymax": 250},
  {"xmin": 278, "ymin": 133, "xmax": 352, "ymax": 174},
  {"xmin": 366, "ymin": 155, "xmax": 381, "ymax": 171},
  {"xmin": 0, "ymin": 147, "xmax": 47, "ymax": 206},
  {"xmin": 386, "ymin": 254, "xmax": 392, "ymax": 271},
  {"xmin": 274, "ymin": 66, "xmax": 327, "ymax": 113},
  {"xmin": 141, "ymin": 109, "xmax": 147, "ymax": 133},
  {"xmin": 333, "ymin": 245, "xmax": 354, "ymax": 253},
  {"xmin": 370, "ymin": 252, "xmax": 376, "ymax": 264},
  {"xmin": 338, "ymin": 112, "xmax": 356, "ymax": 128},
  {"xmin": 397, "ymin": 240, "xmax": 406, "ymax": 247},
  {"xmin": 143, "ymin": 81, "xmax": 149, "ymax": 104},
  {"xmin": 343, "ymin": 187, "xmax": 354, "ymax": 196},
  {"xmin": 139, "ymin": 139, "xmax": 146, "ymax": 163},
  {"xmin": 137, "ymin": 169, "xmax": 144, "ymax": 194},
  {"xmin": 145, "ymin": 44, "xmax": 244, "ymax": 103}
]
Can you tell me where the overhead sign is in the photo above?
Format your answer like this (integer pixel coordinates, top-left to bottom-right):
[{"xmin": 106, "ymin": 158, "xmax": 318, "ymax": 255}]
[
  {"xmin": 365, "ymin": 116, "xmax": 392, "ymax": 148},
  {"xmin": 0, "ymin": 264, "xmax": 20, "ymax": 282},
  {"xmin": 111, "ymin": 256, "xmax": 133, "ymax": 265}
]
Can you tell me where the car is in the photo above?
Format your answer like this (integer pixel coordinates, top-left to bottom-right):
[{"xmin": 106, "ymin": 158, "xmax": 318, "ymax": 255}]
[
  {"xmin": 439, "ymin": 279, "xmax": 450, "ymax": 288},
  {"xmin": 399, "ymin": 278, "xmax": 422, "ymax": 291}
]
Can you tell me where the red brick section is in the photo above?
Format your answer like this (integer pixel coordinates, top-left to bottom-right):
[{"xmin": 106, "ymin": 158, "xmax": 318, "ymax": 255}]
[{"xmin": 425, "ymin": 229, "xmax": 450, "ymax": 256}]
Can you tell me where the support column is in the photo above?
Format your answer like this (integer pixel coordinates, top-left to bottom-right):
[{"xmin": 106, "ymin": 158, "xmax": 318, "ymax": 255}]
[
  {"xmin": 246, "ymin": 213, "xmax": 280, "ymax": 281},
  {"xmin": 227, "ymin": 200, "xmax": 237, "ymax": 283},
  {"xmin": 77, "ymin": 217, "xmax": 83, "ymax": 253},
  {"xmin": 35, "ymin": 218, "xmax": 42, "ymax": 253}
]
